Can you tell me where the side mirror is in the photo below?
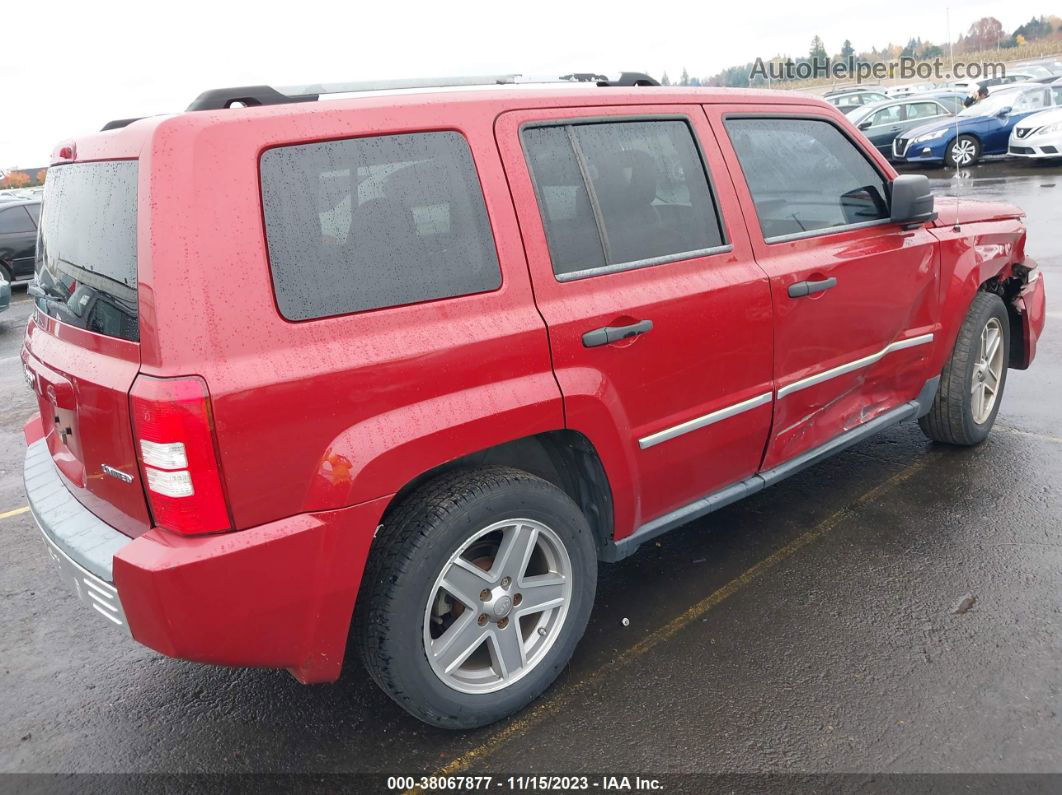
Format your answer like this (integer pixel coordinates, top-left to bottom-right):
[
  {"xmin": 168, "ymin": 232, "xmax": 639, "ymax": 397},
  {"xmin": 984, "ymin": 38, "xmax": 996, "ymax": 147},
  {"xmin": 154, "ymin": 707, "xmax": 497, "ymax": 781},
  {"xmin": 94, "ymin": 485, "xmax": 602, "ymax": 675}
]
[
  {"xmin": 890, "ymin": 174, "xmax": 937, "ymax": 227},
  {"xmin": 858, "ymin": 120, "xmax": 872, "ymax": 130},
  {"xmin": 996, "ymin": 106, "xmax": 1012, "ymax": 118}
]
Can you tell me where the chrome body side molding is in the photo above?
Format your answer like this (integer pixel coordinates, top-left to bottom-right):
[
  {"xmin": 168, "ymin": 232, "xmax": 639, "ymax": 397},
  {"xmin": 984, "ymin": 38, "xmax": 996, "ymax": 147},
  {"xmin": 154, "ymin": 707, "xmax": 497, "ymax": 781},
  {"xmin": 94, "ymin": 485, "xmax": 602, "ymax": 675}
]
[
  {"xmin": 601, "ymin": 375, "xmax": 941, "ymax": 563},
  {"xmin": 777, "ymin": 333, "xmax": 934, "ymax": 399},
  {"xmin": 639, "ymin": 392, "xmax": 772, "ymax": 450}
]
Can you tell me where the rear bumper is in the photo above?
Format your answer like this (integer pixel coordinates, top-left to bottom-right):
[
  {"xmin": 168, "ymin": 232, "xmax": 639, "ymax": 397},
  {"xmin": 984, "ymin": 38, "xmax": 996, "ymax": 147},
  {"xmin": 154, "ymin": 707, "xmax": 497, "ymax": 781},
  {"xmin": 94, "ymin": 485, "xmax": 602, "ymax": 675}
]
[
  {"xmin": 24, "ymin": 419, "xmax": 389, "ymax": 683},
  {"xmin": 26, "ymin": 438, "xmax": 131, "ymax": 629}
]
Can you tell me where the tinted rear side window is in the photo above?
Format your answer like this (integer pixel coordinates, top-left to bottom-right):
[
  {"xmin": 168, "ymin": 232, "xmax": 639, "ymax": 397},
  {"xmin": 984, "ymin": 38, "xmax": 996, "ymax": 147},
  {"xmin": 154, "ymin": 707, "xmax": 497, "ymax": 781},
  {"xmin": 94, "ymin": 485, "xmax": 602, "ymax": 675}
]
[
  {"xmin": 522, "ymin": 126, "xmax": 607, "ymax": 274},
  {"xmin": 261, "ymin": 131, "xmax": 501, "ymax": 321},
  {"xmin": 523, "ymin": 120, "xmax": 723, "ymax": 279},
  {"xmin": 724, "ymin": 117, "xmax": 889, "ymax": 240},
  {"xmin": 34, "ymin": 162, "xmax": 139, "ymax": 341},
  {"xmin": 0, "ymin": 206, "xmax": 35, "ymax": 233}
]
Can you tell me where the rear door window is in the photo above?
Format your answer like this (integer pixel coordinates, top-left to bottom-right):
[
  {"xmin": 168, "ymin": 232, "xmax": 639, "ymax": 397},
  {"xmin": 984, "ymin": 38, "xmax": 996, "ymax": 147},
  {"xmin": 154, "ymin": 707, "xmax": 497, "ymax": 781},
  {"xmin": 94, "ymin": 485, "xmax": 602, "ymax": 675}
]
[
  {"xmin": 522, "ymin": 119, "xmax": 724, "ymax": 278},
  {"xmin": 724, "ymin": 117, "xmax": 889, "ymax": 241},
  {"xmin": 906, "ymin": 102, "xmax": 945, "ymax": 121},
  {"xmin": 260, "ymin": 131, "xmax": 501, "ymax": 321},
  {"xmin": 1013, "ymin": 88, "xmax": 1050, "ymax": 112},
  {"xmin": 869, "ymin": 106, "xmax": 902, "ymax": 127},
  {"xmin": 0, "ymin": 206, "xmax": 35, "ymax": 233},
  {"xmin": 34, "ymin": 161, "xmax": 139, "ymax": 341}
]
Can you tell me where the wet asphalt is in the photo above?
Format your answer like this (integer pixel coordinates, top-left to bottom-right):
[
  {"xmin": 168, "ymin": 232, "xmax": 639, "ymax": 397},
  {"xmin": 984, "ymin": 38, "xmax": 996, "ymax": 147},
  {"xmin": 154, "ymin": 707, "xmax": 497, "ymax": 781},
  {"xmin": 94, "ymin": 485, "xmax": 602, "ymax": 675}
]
[{"xmin": 0, "ymin": 159, "xmax": 1059, "ymax": 785}]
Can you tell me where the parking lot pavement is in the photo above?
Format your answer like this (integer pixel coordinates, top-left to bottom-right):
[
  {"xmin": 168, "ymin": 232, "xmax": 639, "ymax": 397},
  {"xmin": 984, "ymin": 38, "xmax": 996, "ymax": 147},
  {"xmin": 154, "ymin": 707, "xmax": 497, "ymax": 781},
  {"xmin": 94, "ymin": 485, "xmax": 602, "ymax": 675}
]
[{"xmin": 0, "ymin": 160, "xmax": 1059, "ymax": 780}]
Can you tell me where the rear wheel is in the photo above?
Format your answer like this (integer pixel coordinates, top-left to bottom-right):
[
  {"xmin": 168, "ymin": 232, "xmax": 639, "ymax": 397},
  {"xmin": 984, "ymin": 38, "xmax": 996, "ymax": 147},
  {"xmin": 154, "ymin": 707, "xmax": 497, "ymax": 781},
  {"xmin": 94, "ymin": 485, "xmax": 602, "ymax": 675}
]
[
  {"xmin": 945, "ymin": 135, "xmax": 981, "ymax": 167},
  {"xmin": 919, "ymin": 292, "xmax": 1009, "ymax": 445},
  {"xmin": 355, "ymin": 466, "xmax": 597, "ymax": 729}
]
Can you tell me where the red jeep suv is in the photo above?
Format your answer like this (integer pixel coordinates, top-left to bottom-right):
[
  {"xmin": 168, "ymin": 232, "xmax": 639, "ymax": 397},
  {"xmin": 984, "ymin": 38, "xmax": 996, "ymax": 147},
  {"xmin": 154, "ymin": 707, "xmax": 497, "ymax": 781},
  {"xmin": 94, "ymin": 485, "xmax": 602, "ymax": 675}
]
[{"xmin": 22, "ymin": 73, "xmax": 1046, "ymax": 729}]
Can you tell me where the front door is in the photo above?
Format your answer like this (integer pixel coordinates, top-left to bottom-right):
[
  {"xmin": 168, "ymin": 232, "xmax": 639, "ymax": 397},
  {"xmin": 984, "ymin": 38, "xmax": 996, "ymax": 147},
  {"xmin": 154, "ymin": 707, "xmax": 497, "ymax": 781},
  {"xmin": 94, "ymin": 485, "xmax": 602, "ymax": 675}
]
[
  {"xmin": 707, "ymin": 106, "xmax": 941, "ymax": 469},
  {"xmin": 496, "ymin": 105, "xmax": 774, "ymax": 532}
]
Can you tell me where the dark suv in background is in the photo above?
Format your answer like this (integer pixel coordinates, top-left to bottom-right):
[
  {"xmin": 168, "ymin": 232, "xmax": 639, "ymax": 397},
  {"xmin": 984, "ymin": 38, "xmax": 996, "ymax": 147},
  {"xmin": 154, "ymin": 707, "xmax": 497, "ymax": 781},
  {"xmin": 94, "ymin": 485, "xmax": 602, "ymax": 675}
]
[{"xmin": 0, "ymin": 198, "xmax": 41, "ymax": 282}]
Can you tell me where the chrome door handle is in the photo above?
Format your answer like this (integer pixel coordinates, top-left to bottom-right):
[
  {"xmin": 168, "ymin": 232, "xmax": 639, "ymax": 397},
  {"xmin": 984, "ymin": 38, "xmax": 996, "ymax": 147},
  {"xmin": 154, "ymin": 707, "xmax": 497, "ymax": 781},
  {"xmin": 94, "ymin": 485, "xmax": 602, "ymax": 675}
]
[
  {"xmin": 582, "ymin": 320, "xmax": 654, "ymax": 348},
  {"xmin": 788, "ymin": 277, "xmax": 837, "ymax": 298}
]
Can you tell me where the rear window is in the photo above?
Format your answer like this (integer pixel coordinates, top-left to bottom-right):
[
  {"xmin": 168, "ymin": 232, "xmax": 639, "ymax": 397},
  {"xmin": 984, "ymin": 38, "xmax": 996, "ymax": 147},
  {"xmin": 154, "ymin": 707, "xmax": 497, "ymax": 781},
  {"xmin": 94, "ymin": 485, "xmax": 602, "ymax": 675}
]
[
  {"xmin": 260, "ymin": 131, "xmax": 502, "ymax": 321},
  {"xmin": 0, "ymin": 206, "xmax": 35, "ymax": 233},
  {"xmin": 34, "ymin": 161, "xmax": 139, "ymax": 341}
]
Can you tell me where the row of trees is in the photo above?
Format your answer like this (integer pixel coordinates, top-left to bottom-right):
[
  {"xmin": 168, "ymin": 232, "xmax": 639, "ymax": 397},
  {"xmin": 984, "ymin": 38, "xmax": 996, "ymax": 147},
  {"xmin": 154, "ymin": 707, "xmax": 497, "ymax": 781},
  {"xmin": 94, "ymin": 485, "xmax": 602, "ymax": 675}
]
[
  {"xmin": 0, "ymin": 169, "xmax": 47, "ymax": 189},
  {"xmin": 667, "ymin": 15, "xmax": 1062, "ymax": 88}
]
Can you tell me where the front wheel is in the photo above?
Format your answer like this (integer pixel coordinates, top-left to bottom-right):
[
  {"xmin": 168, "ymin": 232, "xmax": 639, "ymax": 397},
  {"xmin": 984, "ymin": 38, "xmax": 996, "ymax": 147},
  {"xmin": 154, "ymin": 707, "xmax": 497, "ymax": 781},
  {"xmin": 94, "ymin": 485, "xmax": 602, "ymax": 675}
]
[
  {"xmin": 945, "ymin": 135, "xmax": 981, "ymax": 168},
  {"xmin": 919, "ymin": 291, "xmax": 1009, "ymax": 446},
  {"xmin": 354, "ymin": 466, "xmax": 597, "ymax": 729}
]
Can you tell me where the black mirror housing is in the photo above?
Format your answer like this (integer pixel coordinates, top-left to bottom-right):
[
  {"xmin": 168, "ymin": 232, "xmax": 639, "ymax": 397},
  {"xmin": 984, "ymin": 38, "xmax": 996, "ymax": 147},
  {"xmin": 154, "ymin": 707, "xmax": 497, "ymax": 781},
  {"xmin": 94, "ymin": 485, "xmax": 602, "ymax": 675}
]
[
  {"xmin": 858, "ymin": 120, "xmax": 872, "ymax": 130},
  {"xmin": 996, "ymin": 106, "xmax": 1012, "ymax": 118},
  {"xmin": 890, "ymin": 174, "xmax": 938, "ymax": 227}
]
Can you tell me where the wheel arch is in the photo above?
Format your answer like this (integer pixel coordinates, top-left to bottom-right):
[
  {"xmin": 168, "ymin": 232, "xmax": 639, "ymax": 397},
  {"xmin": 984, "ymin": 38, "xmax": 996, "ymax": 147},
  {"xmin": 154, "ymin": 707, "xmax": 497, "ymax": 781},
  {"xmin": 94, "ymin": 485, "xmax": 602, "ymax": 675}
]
[
  {"xmin": 379, "ymin": 429, "xmax": 616, "ymax": 559},
  {"xmin": 979, "ymin": 269, "xmax": 1035, "ymax": 368}
]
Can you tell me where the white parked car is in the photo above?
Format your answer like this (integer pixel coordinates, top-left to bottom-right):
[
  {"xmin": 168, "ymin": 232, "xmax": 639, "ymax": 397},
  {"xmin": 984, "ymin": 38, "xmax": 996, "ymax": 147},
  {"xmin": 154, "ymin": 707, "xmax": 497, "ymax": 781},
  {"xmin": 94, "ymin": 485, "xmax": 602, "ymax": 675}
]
[{"xmin": 1009, "ymin": 106, "xmax": 1062, "ymax": 159}]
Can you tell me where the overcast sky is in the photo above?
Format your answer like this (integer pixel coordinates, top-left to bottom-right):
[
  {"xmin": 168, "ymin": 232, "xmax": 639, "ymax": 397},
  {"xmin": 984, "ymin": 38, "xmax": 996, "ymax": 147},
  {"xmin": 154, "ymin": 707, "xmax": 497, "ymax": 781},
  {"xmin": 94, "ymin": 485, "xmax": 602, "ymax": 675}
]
[{"xmin": 1, "ymin": 0, "xmax": 1052, "ymax": 167}]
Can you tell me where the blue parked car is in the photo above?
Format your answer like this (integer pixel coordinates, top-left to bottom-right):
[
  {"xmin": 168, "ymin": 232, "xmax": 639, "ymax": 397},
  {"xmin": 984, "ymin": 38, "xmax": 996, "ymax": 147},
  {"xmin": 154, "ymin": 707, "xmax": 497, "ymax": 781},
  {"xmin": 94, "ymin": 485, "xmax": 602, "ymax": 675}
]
[{"xmin": 895, "ymin": 83, "xmax": 1062, "ymax": 166}]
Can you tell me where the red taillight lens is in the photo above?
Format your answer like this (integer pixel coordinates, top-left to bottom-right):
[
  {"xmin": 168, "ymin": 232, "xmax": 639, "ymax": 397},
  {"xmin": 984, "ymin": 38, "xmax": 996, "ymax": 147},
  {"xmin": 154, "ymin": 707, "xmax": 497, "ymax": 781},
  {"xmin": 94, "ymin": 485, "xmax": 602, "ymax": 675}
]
[{"xmin": 130, "ymin": 374, "xmax": 230, "ymax": 535}]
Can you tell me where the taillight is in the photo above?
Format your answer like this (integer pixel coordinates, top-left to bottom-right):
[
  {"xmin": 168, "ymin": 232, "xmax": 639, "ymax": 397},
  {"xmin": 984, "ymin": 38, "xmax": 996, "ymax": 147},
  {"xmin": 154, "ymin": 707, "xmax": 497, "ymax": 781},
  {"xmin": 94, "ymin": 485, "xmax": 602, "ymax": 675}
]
[{"xmin": 130, "ymin": 374, "xmax": 230, "ymax": 535}]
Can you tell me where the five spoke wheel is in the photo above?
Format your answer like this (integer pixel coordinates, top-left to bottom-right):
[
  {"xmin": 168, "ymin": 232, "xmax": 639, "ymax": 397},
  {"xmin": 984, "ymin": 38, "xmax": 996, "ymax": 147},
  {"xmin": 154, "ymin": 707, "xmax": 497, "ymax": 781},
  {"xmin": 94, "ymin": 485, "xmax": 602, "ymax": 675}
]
[
  {"xmin": 424, "ymin": 519, "xmax": 572, "ymax": 694},
  {"xmin": 971, "ymin": 316, "xmax": 1004, "ymax": 425}
]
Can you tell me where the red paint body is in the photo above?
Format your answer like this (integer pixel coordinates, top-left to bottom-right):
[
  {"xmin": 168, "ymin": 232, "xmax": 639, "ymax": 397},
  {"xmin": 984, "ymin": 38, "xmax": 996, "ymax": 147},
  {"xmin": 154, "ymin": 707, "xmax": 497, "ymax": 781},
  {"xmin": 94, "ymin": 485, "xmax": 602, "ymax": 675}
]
[{"xmin": 22, "ymin": 86, "xmax": 1046, "ymax": 682}]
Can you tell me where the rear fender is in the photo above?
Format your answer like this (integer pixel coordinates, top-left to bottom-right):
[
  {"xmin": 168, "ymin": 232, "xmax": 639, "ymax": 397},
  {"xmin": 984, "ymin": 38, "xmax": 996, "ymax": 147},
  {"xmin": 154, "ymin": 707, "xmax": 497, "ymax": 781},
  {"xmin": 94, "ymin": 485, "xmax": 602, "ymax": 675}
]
[{"xmin": 306, "ymin": 374, "xmax": 565, "ymax": 509}]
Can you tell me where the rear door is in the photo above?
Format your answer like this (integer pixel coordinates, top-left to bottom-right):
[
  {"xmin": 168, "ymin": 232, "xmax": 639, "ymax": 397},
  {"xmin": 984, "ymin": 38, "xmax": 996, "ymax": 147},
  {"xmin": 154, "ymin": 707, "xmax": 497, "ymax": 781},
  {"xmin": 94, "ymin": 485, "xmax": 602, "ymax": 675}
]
[
  {"xmin": 707, "ymin": 106, "xmax": 940, "ymax": 469},
  {"xmin": 496, "ymin": 105, "xmax": 774, "ymax": 530},
  {"xmin": 22, "ymin": 160, "xmax": 151, "ymax": 536}
]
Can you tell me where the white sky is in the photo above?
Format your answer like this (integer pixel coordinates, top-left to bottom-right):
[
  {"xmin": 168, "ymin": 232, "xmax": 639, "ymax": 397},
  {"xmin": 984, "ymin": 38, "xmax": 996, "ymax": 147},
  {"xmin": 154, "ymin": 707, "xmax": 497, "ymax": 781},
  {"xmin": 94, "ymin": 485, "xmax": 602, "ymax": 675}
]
[{"xmin": 1, "ymin": 0, "xmax": 1051, "ymax": 167}]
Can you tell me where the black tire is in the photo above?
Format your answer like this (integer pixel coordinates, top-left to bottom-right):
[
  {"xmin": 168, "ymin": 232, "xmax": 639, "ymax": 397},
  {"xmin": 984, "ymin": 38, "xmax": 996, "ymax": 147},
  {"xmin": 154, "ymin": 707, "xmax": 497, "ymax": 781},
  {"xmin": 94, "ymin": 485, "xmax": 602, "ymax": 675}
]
[
  {"xmin": 354, "ymin": 466, "xmax": 597, "ymax": 729},
  {"xmin": 0, "ymin": 262, "xmax": 13, "ymax": 284},
  {"xmin": 919, "ymin": 291, "xmax": 1009, "ymax": 446},
  {"xmin": 945, "ymin": 135, "xmax": 981, "ymax": 168}
]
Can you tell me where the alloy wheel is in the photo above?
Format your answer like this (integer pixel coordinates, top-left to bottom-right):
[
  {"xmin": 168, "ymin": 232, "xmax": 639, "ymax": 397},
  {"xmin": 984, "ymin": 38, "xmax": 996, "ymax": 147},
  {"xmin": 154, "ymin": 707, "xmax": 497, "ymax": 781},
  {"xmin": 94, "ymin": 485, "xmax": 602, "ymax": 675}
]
[
  {"xmin": 971, "ymin": 316, "xmax": 1005, "ymax": 424},
  {"xmin": 423, "ymin": 518, "xmax": 572, "ymax": 694},
  {"xmin": 951, "ymin": 139, "xmax": 977, "ymax": 166}
]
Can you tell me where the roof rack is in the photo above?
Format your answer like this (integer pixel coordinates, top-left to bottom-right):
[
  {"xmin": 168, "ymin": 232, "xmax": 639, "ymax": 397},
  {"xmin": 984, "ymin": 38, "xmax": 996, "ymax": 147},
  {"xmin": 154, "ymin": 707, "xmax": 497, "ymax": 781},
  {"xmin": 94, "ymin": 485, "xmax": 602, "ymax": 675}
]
[
  {"xmin": 98, "ymin": 72, "xmax": 660, "ymax": 130},
  {"xmin": 184, "ymin": 71, "xmax": 660, "ymax": 112},
  {"xmin": 101, "ymin": 117, "xmax": 144, "ymax": 131}
]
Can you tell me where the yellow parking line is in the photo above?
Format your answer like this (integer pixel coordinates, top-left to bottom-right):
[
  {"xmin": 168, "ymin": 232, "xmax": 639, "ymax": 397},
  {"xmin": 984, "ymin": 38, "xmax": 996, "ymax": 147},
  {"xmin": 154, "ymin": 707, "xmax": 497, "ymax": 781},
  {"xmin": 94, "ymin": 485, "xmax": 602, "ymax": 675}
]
[
  {"xmin": 0, "ymin": 506, "xmax": 30, "ymax": 520},
  {"xmin": 410, "ymin": 457, "xmax": 929, "ymax": 788}
]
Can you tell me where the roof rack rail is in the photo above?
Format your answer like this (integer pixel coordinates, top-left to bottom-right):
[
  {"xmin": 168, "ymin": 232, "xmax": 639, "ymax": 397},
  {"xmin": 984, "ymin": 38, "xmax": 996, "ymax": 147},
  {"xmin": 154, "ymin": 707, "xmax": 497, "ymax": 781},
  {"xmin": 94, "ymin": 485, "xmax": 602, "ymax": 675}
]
[
  {"xmin": 100, "ymin": 117, "xmax": 144, "ymax": 131},
  {"xmin": 185, "ymin": 71, "xmax": 660, "ymax": 111}
]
